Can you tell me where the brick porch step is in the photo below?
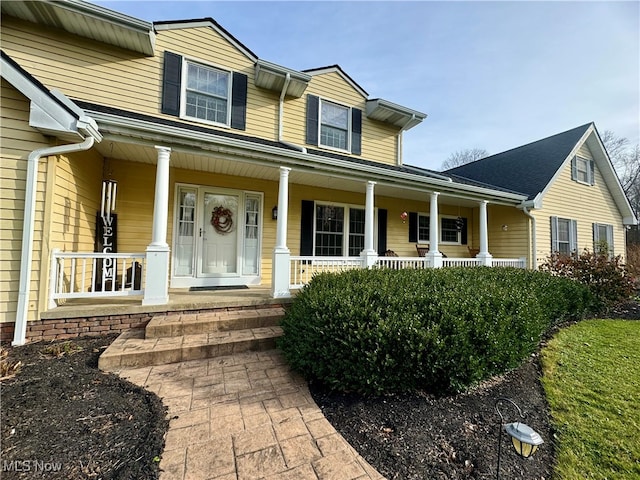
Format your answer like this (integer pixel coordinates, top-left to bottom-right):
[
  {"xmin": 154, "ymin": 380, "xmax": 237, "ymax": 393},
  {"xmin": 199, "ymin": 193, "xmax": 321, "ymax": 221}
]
[
  {"xmin": 98, "ymin": 307, "xmax": 286, "ymax": 371},
  {"xmin": 145, "ymin": 306, "xmax": 285, "ymax": 338}
]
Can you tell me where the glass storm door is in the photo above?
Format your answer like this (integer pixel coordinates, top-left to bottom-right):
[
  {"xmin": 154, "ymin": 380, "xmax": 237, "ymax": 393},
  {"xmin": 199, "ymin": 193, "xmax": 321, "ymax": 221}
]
[{"xmin": 199, "ymin": 192, "xmax": 239, "ymax": 276}]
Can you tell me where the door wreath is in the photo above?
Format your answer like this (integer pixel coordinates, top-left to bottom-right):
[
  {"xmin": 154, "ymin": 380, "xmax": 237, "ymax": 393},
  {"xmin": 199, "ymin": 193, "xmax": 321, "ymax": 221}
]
[{"xmin": 211, "ymin": 206, "xmax": 234, "ymax": 234}]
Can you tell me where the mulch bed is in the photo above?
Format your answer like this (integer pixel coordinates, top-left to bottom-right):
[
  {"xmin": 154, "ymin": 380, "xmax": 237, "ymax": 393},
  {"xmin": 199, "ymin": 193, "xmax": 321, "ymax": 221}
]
[
  {"xmin": 1, "ymin": 301, "xmax": 638, "ymax": 479},
  {"xmin": 0, "ymin": 334, "xmax": 167, "ymax": 479}
]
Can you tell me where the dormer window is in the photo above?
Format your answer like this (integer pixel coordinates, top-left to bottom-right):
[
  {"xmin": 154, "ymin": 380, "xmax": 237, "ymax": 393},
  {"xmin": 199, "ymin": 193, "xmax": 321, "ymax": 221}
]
[
  {"xmin": 306, "ymin": 95, "xmax": 361, "ymax": 155},
  {"xmin": 184, "ymin": 61, "xmax": 230, "ymax": 125},
  {"xmin": 571, "ymin": 155, "xmax": 595, "ymax": 185},
  {"xmin": 320, "ymin": 100, "xmax": 349, "ymax": 150},
  {"xmin": 161, "ymin": 51, "xmax": 247, "ymax": 130}
]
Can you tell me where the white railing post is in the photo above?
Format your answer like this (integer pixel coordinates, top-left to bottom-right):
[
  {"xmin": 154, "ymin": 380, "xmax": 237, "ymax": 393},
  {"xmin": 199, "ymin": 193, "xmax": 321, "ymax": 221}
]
[
  {"xmin": 360, "ymin": 181, "xmax": 378, "ymax": 268},
  {"xmin": 48, "ymin": 249, "xmax": 60, "ymax": 309},
  {"xmin": 272, "ymin": 166, "xmax": 292, "ymax": 298},
  {"xmin": 427, "ymin": 192, "xmax": 443, "ymax": 268},
  {"xmin": 477, "ymin": 200, "xmax": 493, "ymax": 266},
  {"xmin": 143, "ymin": 146, "xmax": 171, "ymax": 305}
]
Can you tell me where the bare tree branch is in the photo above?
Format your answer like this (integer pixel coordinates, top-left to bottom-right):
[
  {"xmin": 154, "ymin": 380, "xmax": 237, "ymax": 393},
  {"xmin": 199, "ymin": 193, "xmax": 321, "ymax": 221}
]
[{"xmin": 441, "ymin": 148, "xmax": 489, "ymax": 170}]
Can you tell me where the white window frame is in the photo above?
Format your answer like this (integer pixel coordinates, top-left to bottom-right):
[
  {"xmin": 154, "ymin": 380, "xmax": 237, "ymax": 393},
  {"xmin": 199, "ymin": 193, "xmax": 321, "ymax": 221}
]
[
  {"xmin": 415, "ymin": 214, "xmax": 462, "ymax": 245},
  {"xmin": 593, "ymin": 223, "xmax": 614, "ymax": 257},
  {"xmin": 318, "ymin": 98, "xmax": 352, "ymax": 153},
  {"xmin": 551, "ymin": 216, "xmax": 577, "ymax": 255},
  {"xmin": 313, "ymin": 201, "xmax": 374, "ymax": 257},
  {"xmin": 180, "ymin": 57, "xmax": 232, "ymax": 128},
  {"xmin": 574, "ymin": 156, "xmax": 593, "ymax": 185}
]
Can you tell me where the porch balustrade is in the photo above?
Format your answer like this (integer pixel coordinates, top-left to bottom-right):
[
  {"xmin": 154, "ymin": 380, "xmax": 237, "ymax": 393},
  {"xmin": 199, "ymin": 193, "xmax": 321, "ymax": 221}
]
[
  {"xmin": 49, "ymin": 250, "xmax": 145, "ymax": 307},
  {"xmin": 288, "ymin": 255, "xmax": 527, "ymax": 289}
]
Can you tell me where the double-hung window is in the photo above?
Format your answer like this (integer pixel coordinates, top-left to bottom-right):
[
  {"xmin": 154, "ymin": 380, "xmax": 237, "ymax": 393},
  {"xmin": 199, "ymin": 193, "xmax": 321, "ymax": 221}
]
[
  {"xmin": 417, "ymin": 214, "xmax": 430, "ymax": 243},
  {"xmin": 441, "ymin": 217, "xmax": 461, "ymax": 243},
  {"xmin": 593, "ymin": 223, "xmax": 614, "ymax": 256},
  {"xmin": 306, "ymin": 95, "xmax": 362, "ymax": 154},
  {"xmin": 571, "ymin": 155, "xmax": 595, "ymax": 185},
  {"xmin": 314, "ymin": 204, "xmax": 366, "ymax": 256},
  {"xmin": 320, "ymin": 100, "xmax": 349, "ymax": 150},
  {"xmin": 184, "ymin": 61, "xmax": 230, "ymax": 126},
  {"xmin": 551, "ymin": 216, "xmax": 577, "ymax": 255}
]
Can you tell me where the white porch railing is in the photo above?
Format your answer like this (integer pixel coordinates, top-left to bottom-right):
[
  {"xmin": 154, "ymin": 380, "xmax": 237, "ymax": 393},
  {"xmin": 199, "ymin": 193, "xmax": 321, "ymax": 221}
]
[
  {"xmin": 288, "ymin": 255, "xmax": 527, "ymax": 289},
  {"xmin": 49, "ymin": 250, "xmax": 145, "ymax": 307},
  {"xmin": 290, "ymin": 256, "xmax": 363, "ymax": 289}
]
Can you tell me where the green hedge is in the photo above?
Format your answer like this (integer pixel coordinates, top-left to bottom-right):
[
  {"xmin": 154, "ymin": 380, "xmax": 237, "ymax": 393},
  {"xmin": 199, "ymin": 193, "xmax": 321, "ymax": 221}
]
[{"xmin": 278, "ymin": 267, "xmax": 593, "ymax": 394}]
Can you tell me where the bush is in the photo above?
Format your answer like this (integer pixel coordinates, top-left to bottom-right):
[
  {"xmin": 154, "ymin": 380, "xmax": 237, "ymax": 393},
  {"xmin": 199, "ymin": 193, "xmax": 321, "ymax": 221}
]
[
  {"xmin": 540, "ymin": 250, "xmax": 635, "ymax": 309},
  {"xmin": 278, "ymin": 267, "xmax": 593, "ymax": 395}
]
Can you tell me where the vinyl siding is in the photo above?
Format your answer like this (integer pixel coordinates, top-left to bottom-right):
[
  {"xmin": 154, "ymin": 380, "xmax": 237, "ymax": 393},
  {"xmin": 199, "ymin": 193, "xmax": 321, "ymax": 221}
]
[
  {"xmin": 532, "ymin": 143, "xmax": 625, "ymax": 265},
  {"xmin": 284, "ymin": 71, "xmax": 399, "ymax": 165},
  {"xmin": 0, "ymin": 79, "xmax": 51, "ymax": 323}
]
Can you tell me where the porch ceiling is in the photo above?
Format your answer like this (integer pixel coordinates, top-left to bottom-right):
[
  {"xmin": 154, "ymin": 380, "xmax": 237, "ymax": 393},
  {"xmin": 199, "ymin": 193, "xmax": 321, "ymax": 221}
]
[{"xmin": 94, "ymin": 138, "xmax": 493, "ymax": 208}]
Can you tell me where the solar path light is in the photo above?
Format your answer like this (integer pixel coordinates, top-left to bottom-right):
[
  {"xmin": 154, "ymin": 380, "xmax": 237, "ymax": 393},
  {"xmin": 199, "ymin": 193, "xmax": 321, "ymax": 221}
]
[{"xmin": 494, "ymin": 397, "xmax": 544, "ymax": 480}]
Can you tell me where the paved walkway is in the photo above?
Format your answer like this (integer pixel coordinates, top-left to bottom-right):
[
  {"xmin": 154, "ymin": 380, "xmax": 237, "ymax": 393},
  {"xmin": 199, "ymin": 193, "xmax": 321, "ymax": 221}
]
[{"xmin": 117, "ymin": 350, "xmax": 385, "ymax": 480}]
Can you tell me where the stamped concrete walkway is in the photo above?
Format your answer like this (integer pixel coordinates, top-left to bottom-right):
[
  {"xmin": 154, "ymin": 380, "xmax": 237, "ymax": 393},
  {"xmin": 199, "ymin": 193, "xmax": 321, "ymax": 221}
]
[{"xmin": 117, "ymin": 350, "xmax": 386, "ymax": 480}]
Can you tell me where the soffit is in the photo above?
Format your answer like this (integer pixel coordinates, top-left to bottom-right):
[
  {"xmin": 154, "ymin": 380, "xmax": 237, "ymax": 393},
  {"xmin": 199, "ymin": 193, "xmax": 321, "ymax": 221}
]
[{"xmin": 1, "ymin": 0, "xmax": 155, "ymax": 56}]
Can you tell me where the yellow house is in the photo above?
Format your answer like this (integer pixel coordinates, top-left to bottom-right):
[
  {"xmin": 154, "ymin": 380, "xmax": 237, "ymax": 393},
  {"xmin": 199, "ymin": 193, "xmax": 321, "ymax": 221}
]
[{"xmin": 1, "ymin": 1, "xmax": 635, "ymax": 346}]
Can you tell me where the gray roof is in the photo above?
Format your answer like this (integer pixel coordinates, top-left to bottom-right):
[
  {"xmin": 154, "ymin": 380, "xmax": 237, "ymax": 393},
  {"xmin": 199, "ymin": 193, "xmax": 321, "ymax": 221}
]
[{"xmin": 444, "ymin": 123, "xmax": 593, "ymax": 200}]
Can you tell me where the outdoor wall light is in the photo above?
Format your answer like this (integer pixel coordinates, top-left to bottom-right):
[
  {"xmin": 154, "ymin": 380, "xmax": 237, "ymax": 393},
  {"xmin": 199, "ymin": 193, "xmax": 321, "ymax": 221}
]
[
  {"xmin": 272, "ymin": 205, "xmax": 278, "ymax": 220},
  {"xmin": 502, "ymin": 224, "xmax": 508, "ymax": 231},
  {"xmin": 495, "ymin": 397, "xmax": 544, "ymax": 480}
]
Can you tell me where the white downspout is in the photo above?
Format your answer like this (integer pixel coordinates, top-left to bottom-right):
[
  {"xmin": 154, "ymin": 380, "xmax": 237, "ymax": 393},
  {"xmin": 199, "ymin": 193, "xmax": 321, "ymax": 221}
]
[
  {"xmin": 396, "ymin": 114, "xmax": 416, "ymax": 166},
  {"xmin": 278, "ymin": 73, "xmax": 307, "ymax": 153},
  {"xmin": 13, "ymin": 136, "xmax": 95, "ymax": 346},
  {"xmin": 521, "ymin": 206, "xmax": 537, "ymax": 269}
]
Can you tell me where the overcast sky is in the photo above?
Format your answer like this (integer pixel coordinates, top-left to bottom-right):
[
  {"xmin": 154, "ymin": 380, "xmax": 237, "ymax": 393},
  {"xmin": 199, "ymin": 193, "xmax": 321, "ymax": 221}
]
[{"xmin": 90, "ymin": 1, "xmax": 639, "ymax": 171}]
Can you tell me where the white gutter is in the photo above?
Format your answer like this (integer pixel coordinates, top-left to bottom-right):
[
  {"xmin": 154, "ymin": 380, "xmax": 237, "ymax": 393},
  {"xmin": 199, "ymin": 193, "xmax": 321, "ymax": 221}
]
[
  {"xmin": 278, "ymin": 73, "xmax": 307, "ymax": 153},
  {"xmin": 519, "ymin": 204, "xmax": 537, "ymax": 270},
  {"xmin": 90, "ymin": 110, "xmax": 527, "ymax": 204},
  {"xmin": 13, "ymin": 136, "xmax": 96, "ymax": 346}
]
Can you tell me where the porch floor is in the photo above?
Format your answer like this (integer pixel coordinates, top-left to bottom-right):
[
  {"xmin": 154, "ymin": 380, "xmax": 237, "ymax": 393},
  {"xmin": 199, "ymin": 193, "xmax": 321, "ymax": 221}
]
[{"xmin": 42, "ymin": 286, "xmax": 294, "ymax": 321}]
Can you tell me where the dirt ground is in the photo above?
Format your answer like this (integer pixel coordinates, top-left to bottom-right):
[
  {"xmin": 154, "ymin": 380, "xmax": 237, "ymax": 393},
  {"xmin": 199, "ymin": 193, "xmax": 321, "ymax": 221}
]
[
  {"xmin": 1, "ymin": 300, "xmax": 638, "ymax": 479},
  {"xmin": 1, "ymin": 334, "xmax": 167, "ymax": 479}
]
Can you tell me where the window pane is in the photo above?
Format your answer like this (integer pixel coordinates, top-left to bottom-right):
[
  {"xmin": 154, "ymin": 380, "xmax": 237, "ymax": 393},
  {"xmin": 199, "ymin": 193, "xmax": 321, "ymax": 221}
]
[
  {"xmin": 321, "ymin": 102, "xmax": 348, "ymax": 128},
  {"xmin": 576, "ymin": 157, "xmax": 589, "ymax": 183},
  {"xmin": 441, "ymin": 218, "xmax": 459, "ymax": 243},
  {"xmin": 557, "ymin": 219, "xmax": 570, "ymax": 254},
  {"xmin": 320, "ymin": 125, "xmax": 347, "ymax": 149},
  {"xmin": 315, "ymin": 205, "xmax": 344, "ymax": 256},
  {"xmin": 349, "ymin": 208, "xmax": 365, "ymax": 256},
  {"xmin": 418, "ymin": 215, "xmax": 430, "ymax": 242},
  {"xmin": 185, "ymin": 62, "xmax": 229, "ymax": 123}
]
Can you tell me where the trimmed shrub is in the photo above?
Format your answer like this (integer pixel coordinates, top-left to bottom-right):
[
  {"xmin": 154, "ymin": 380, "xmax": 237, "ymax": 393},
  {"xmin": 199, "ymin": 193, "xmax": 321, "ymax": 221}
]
[
  {"xmin": 278, "ymin": 267, "xmax": 593, "ymax": 395},
  {"xmin": 540, "ymin": 250, "xmax": 635, "ymax": 309}
]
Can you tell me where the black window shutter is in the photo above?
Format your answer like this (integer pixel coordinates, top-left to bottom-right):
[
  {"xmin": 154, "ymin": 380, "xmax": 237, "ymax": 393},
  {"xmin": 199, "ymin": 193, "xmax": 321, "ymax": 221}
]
[
  {"xmin": 231, "ymin": 72, "xmax": 248, "ymax": 130},
  {"xmin": 409, "ymin": 212, "xmax": 418, "ymax": 243},
  {"xmin": 589, "ymin": 160, "xmax": 595, "ymax": 185},
  {"xmin": 161, "ymin": 51, "xmax": 182, "ymax": 116},
  {"xmin": 351, "ymin": 108, "xmax": 362, "ymax": 155},
  {"xmin": 300, "ymin": 200, "xmax": 315, "ymax": 256},
  {"xmin": 460, "ymin": 217, "xmax": 468, "ymax": 245},
  {"xmin": 306, "ymin": 95, "xmax": 319, "ymax": 146},
  {"xmin": 377, "ymin": 209, "xmax": 387, "ymax": 254}
]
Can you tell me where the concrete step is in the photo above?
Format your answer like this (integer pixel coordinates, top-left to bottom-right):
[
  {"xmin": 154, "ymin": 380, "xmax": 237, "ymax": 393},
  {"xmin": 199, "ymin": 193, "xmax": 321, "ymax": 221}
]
[
  {"xmin": 98, "ymin": 326, "xmax": 283, "ymax": 371},
  {"xmin": 145, "ymin": 306, "xmax": 285, "ymax": 338}
]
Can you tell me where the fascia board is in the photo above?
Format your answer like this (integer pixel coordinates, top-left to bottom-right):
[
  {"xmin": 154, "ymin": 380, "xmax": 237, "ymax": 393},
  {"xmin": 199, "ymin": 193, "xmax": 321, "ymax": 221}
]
[
  {"xmin": 2, "ymin": 56, "xmax": 80, "ymax": 135},
  {"xmin": 87, "ymin": 109, "xmax": 527, "ymax": 204}
]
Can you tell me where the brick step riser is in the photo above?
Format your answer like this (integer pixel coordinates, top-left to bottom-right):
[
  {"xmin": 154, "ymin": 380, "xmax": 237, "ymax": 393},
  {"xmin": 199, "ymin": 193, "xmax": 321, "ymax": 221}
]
[
  {"xmin": 99, "ymin": 334, "xmax": 281, "ymax": 370},
  {"xmin": 146, "ymin": 313, "xmax": 283, "ymax": 339}
]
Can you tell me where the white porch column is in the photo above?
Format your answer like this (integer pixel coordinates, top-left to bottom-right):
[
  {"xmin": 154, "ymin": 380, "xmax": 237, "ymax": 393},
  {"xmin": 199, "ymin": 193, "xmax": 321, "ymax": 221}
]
[
  {"xmin": 477, "ymin": 200, "xmax": 493, "ymax": 266},
  {"xmin": 143, "ymin": 146, "xmax": 171, "ymax": 305},
  {"xmin": 360, "ymin": 181, "xmax": 378, "ymax": 268},
  {"xmin": 272, "ymin": 166, "xmax": 291, "ymax": 298},
  {"xmin": 427, "ymin": 191, "xmax": 443, "ymax": 268}
]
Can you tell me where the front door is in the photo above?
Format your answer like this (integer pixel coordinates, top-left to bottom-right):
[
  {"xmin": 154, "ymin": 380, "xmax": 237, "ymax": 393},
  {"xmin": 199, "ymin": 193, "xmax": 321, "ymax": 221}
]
[
  {"xmin": 172, "ymin": 185, "xmax": 262, "ymax": 287},
  {"xmin": 199, "ymin": 192, "xmax": 239, "ymax": 276}
]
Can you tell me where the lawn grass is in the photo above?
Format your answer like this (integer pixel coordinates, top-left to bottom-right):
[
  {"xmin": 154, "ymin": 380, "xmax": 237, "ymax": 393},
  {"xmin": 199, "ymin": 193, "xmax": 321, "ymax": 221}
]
[{"xmin": 541, "ymin": 320, "xmax": 640, "ymax": 479}]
